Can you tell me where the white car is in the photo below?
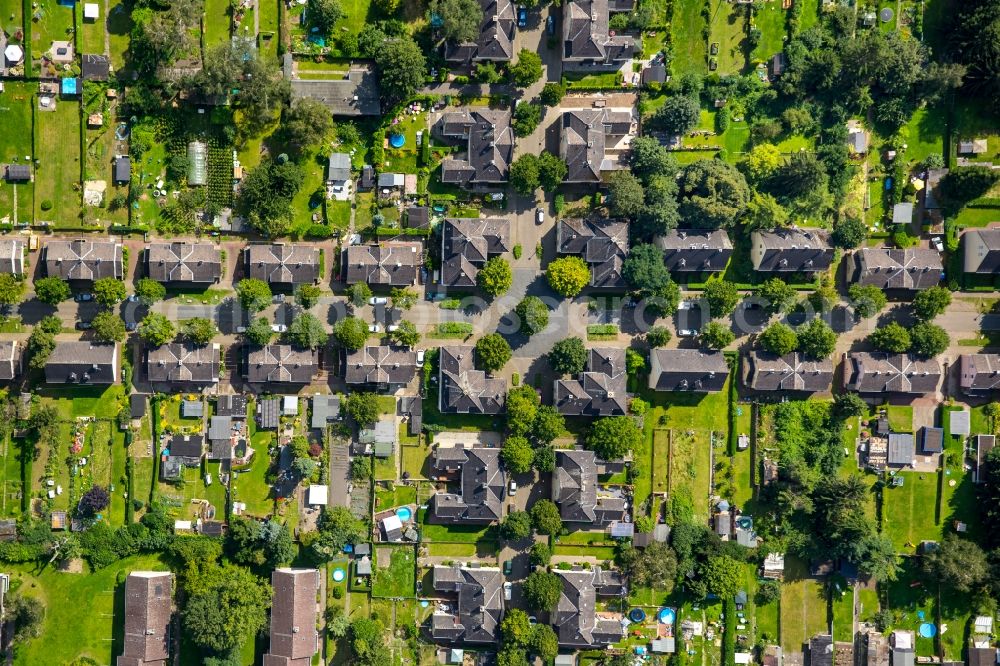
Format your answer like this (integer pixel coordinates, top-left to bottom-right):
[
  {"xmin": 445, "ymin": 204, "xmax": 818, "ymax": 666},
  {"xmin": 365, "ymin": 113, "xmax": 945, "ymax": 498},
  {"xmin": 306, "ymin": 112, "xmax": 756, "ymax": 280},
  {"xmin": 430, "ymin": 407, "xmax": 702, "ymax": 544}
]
[
  {"xmin": 387, "ymin": 324, "xmax": 399, "ymax": 332},
  {"xmin": 535, "ymin": 207, "xmax": 544, "ymax": 224},
  {"xmin": 503, "ymin": 582, "xmax": 512, "ymax": 601},
  {"xmin": 931, "ymin": 236, "xmax": 944, "ymax": 252},
  {"xmin": 677, "ymin": 328, "xmax": 697, "ymax": 337},
  {"xmin": 271, "ymin": 324, "xmax": 287, "ymax": 333},
  {"xmin": 236, "ymin": 326, "xmax": 247, "ymax": 334},
  {"xmin": 368, "ymin": 296, "xmax": 388, "ymax": 305},
  {"xmin": 369, "ymin": 324, "xmax": 382, "ymax": 333},
  {"xmin": 509, "ymin": 480, "xmax": 517, "ymax": 495},
  {"xmin": 416, "ymin": 350, "xmax": 425, "ymax": 366},
  {"xmin": 527, "ymin": 616, "xmax": 537, "ymax": 625},
  {"xmin": 678, "ymin": 300, "xmax": 695, "ymax": 310}
]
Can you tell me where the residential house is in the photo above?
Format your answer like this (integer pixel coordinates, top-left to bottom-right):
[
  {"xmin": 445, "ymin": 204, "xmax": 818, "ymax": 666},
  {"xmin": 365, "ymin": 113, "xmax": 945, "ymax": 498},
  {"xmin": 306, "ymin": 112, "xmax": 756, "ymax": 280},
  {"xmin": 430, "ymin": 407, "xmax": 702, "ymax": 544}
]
[
  {"xmin": 890, "ymin": 631, "xmax": 915, "ymax": 666},
  {"xmin": 310, "ymin": 394, "xmax": 340, "ymax": 430},
  {"xmin": 750, "ymin": 229, "xmax": 833, "ymax": 273},
  {"xmin": 853, "ymin": 248, "xmax": 942, "ymax": 290},
  {"xmin": 345, "ymin": 345, "xmax": 418, "ymax": 390},
  {"xmin": 809, "ymin": 635, "xmax": 834, "ymax": 666},
  {"xmin": 0, "ymin": 340, "xmax": 21, "ymax": 383},
  {"xmin": 440, "ymin": 217, "xmax": 512, "ymax": 288},
  {"xmin": 284, "ymin": 55, "xmax": 381, "ymax": 116},
  {"xmin": 431, "ymin": 565, "xmax": 504, "ymax": 643},
  {"xmin": 438, "ymin": 346, "xmax": 507, "ymax": 414},
  {"xmin": 44, "ymin": 341, "xmax": 119, "ymax": 384},
  {"xmin": 2, "ymin": 164, "xmax": 30, "ymax": 182},
  {"xmin": 975, "ymin": 434, "xmax": 996, "ymax": 483},
  {"xmin": 844, "ymin": 353, "xmax": 941, "ymax": 394},
  {"xmin": 649, "ymin": 349, "xmax": 729, "ymax": 392},
  {"xmin": 554, "ymin": 348, "xmax": 628, "ymax": 416},
  {"xmin": 891, "ymin": 202, "xmax": 914, "ymax": 226},
  {"xmin": 552, "ymin": 449, "xmax": 627, "ymax": 525},
  {"xmin": 887, "ymin": 433, "xmax": 915, "ymax": 468},
  {"xmin": 264, "ymin": 569, "xmax": 320, "ymax": 666},
  {"xmin": 0, "ymin": 238, "xmax": 25, "ymax": 276},
  {"xmin": 327, "ymin": 152, "xmax": 351, "ymax": 185},
  {"xmin": 924, "ymin": 168, "xmax": 947, "ymax": 212},
  {"xmin": 436, "ymin": 109, "xmax": 514, "ymax": 187},
  {"xmin": 553, "ymin": 568, "xmax": 625, "ymax": 648},
  {"xmin": 562, "ymin": 0, "xmax": 634, "ymax": 66},
  {"xmin": 244, "ymin": 244, "xmax": 320, "ymax": 286},
  {"xmin": 343, "ymin": 242, "xmax": 422, "ymax": 286},
  {"xmin": 658, "ymin": 229, "xmax": 733, "ymax": 273},
  {"xmin": 160, "ymin": 434, "xmax": 204, "ymax": 481},
  {"xmin": 44, "ymin": 238, "xmax": 123, "ymax": 282},
  {"xmin": 960, "ymin": 354, "xmax": 1000, "ymax": 394},
  {"xmin": 245, "ymin": 346, "xmax": 319, "ymax": 385},
  {"xmin": 114, "ymin": 156, "xmax": 131, "ymax": 184},
  {"xmin": 429, "ymin": 446, "xmax": 505, "ymax": 523},
  {"xmin": 81, "ymin": 53, "xmax": 110, "ymax": 81},
  {"xmin": 556, "ymin": 218, "xmax": 629, "ymax": 288},
  {"xmin": 746, "ymin": 351, "xmax": 833, "ymax": 392},
  {"xmin": 117, "ymin": 571, "xmax": 172, "ymax": 666},
  {"xmin": 146, "ymin": 344, "xmax": 221, "ymax": 388},
  {"xmin": 444, "ymin": 0, "xmax": 516, "ymax": 64},
  {"xmin": 146, "ymin": 242, "xmax": 222, "ymax": 284},
  {"xmin": 560, "ymin": 108, "xmax": 635, "ymax": 183},
  {"xmin": 963, "ymin": 229, "xmax": 1000, "ymax": 275}
]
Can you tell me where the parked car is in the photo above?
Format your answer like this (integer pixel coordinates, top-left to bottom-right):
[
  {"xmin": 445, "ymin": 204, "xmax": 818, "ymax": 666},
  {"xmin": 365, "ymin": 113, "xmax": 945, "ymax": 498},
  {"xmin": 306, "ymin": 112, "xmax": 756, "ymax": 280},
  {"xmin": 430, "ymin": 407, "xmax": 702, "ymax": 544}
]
[
  {"xmin": 387, "ymin": 324, "xmax": 399, "ymax": 332},
  {"xmin": 74, "ymin": 293, "xmax": 93, "ymax": 302},
  {"xmin": 528, "ymin": 616, "xmax": 537, "ymax": 625},
  {"xmin": 931, "ymin": 236, "xmax": 944, "ymax": 252},
  {"xmin": 236, "ymin": 326, "xmax": 247, "ymax": 334},
  {"xmin": 75, "ymin": 321, "xmax": 92, "ymax": 330},
  {"xmin": 535, "ymin": 207, "xmax": 544, "ymax": 224},
  {"xmin": 503, "ymin": 582, "xmax": 512, "ymax": 601},
  {"xmin": 546, "ymin": 14, "xmax": 555, "ymax": 34},
  {"xmin": 517, "ymin": 6, "xmax": 527, "ymax": 27},
  {"xmin": 509, "ymin": 480, "xmax": 518, "ymax": 495},
  {"xmin": 271, "ymin": 324, "xmax": 287, "ymax": 333},
  {"xmin": 127, "ymin": 294, "xmax": 139, "ymax": 303},
  {"xmin": 677, "ymin": 300, "xmax": 695, "ymax": 310},
  {"xmin": 503, "ymin": 560, "xmax": 513, "ymax": 575},
  {"xmin": 125, "ymin": 321, "xmax": 137, "ymax": 332},
  {"xmin": 369, "ymin": 323, "xmax": 382, "ymax": 333},
  {"xmin": 368, "ymin": 296, "xmax": 388, "ymax": 305},
  {"xmin": 416, "ymin": 350, "xmax": 425, "ymax": 366},
  {"xmin": 677, "ymin": 328, "xmax": 697, "ymax": 337}
]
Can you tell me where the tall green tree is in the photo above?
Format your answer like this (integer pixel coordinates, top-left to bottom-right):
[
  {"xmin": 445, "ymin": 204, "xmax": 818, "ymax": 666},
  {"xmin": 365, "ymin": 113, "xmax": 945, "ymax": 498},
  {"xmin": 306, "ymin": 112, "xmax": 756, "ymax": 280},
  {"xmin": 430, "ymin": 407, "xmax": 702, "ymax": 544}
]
[
  {"xmin": 183, "ymin": 564, "xmax": 271, "ymax": 654},
  {"xmin": 93, "ymin": 278, "xmax": 127, "ymax": 307},
  {"xmin": 139, "ymin": 312, "xmax": 176, "ymax": 347}
]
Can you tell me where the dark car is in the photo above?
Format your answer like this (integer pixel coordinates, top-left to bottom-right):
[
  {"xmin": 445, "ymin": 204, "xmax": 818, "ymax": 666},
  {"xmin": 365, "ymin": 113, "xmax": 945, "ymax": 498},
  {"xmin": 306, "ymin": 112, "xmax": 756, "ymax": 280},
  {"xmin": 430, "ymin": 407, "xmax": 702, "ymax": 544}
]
[
  {"xmin": 74, "ymin": 293, "xmax": 93, "ymax": 303},
  {"xmin": 503, "ymin": 560, "xmax": 513, "ymax": 575},
  {"xmin": 546, "ymin": 14, "xmax": 555, "ymax": 34},
  {"xmin": 75, "ymin": 321, "xmax": 92, "ymax": 331},
  {"xmin": 518, "ymin": 6, "xmax": 527, "ymax": 27}
]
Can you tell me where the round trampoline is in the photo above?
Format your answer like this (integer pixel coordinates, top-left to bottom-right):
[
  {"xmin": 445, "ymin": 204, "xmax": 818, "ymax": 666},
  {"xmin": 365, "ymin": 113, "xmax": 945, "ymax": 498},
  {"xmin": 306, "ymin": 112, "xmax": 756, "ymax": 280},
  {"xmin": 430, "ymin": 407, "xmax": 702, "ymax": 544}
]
[
  {"xmin": 389, "ymin": 133, "xmax": 406, "ymax": 148},
  {"xmin": 880, "ymin": 7, "xmax": 894, "ymax": 22},
  {"xmin": 332, "ymin": 569, "xmax": 346, "ymax": 582},
  {"xmin": 628, "ymin": 608, "xmax": 646, "ymax": 622},
  {"xmin": 919, "ymin": 623, "xmax": 937, "ymax": 638},
  {"xmin": 658, "ymin": 608, "xmax": 676, "ymax": 624},
  {"xmin": 397, "ymin": 506, "xmax": 413, "ymax": 522}
]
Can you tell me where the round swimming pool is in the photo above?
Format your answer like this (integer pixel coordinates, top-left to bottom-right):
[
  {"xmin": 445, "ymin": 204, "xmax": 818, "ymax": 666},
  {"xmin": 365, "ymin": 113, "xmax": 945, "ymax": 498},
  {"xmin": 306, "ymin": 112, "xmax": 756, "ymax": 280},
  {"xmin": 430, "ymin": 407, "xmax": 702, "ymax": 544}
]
[
  {"xmin": 919, "ymin": 623, "xmax": 937, "ymax": 638},
  {"xmin": 396, "ymin": 506, "xmax": 413, "ymax": 522},
  {"xmin": 628, "ymin": 608, "xmax": 646, "ymax": 622},
  {"xmin": 659, "ymin": 608, "xmax": 676, "ymax": 624},
  {"xmin": 332, "ymin": 568, "xmax": 345, "ymax": 582},
  {"xmin": 389, "ymin": 133, "xmax": 406, "ymax": 148}
]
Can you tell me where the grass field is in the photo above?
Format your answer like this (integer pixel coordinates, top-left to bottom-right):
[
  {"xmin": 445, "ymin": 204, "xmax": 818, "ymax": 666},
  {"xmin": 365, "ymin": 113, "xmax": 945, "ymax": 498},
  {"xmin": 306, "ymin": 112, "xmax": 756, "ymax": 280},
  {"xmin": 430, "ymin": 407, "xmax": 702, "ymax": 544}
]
[
  {"xmin": 651, "ymin": 429, "xmax": 669, "ymax": 493},
  {"xmin": 158, "ymin": 461, "xmax": 228, "ymax": 522},
  {"xmin": 375, "ymin": 484, "xmax": 416, "ymax": 513},
  {"xmin": 708, "ymin": 0, "xmax": 746, "ymax": 75},
  {"xmin": 373, "ymin": 450, "xmax": 397, "ymax": 481},
  {"xmin": 11, "ymin": 553, "xmax": 169, "ymax": 666},
  {"xmin": 882, "ymin": 471, "xmax": 941, "ymax": 551},
  {"xmin": 32, "ymin": 0, "xmax": 75, "ymax": 53},
  {"xmin": 40, "ymin": 385, "xmax": 125, "ymax": 420},
  {"xmin": 34, "ymin": 99, "xmax": 82, "ymax": 223},
  {"xmin": 751, "ymin": 0, "xmax": 786, "ymax": 62},
  {"xmin": 372, "ymin": 546, "xmax": 416, "ymax": 598},
  {"xmin": 831, "ymin": 578, "xmax": 854, "ymax": 642},
  {"xmin": 107, "ymin": 1, "xmax": 132, "ymax": 69},
  {"xmin": 79, "ymin": 7, "xmax": 105, "ymax": 53},
  {"xmin": 900, "ymin": 106, "xmax": 946, "ymax": 167},
  {"xmin": 232, "ymin": 431, "xmax": 274, "ymax": 517},
  {"xmin": 886, "ymin": 558, "xmax": 936, "ymax": 657},
  {"xmin": 780, "ymin": 559, "xmax": 828, "ymax": 653},
  {"xmin": 0, "ymin": 82, "xmax": 36, "ymax": 223},
  {"xmin": 796, "ymin": 0, "xmax": 819, "ymax": 33},
  {"xmin": 420, "ymin": 513, "xmax": 496, "ymax": 543},
  {"xmin": 425, "ymin": 542, "xmax": 498, "ymax": 558},
  {"xmin": 552, "ymin": 545, "xmax": 617, "ymax": 560},
  {"xmin": 671, "ymin": 0, "xmax": 707, "ymax": 76},
  {"xmin": 887, "ymin": 405, "xmax": 913, "ymax": 432},
  {"xmin": 204, "ymin": 0, "xmax": 231, "ymax": 46}
]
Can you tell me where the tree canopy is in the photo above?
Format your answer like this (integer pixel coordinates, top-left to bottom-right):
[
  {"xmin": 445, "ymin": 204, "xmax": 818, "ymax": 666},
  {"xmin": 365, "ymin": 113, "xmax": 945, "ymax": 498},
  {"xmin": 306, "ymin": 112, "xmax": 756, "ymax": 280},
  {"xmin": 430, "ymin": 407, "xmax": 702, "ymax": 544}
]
[
  {"xmin": 475, "ymin": 334, "xmax": 512, "ymax": 372},
  {"xmin": 587, "ymin": 416, "xmax": 641, "ymax": 460},
  {"xmin": 549, "ymin": 337, "xmax": 587, "ymax": 375},
  {"xmin": 546, "ymin": 257, "xmax": 591, "ymax": 298}
]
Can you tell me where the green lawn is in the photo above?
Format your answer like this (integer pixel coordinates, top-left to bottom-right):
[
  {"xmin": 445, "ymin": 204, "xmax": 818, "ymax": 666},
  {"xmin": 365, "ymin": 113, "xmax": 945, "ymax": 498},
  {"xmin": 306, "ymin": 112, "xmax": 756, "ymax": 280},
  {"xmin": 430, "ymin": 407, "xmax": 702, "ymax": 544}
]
[
  {"xmin": 780, "ymin": 559, "xmax": 828, "ymax": 653},
  {"xmin": 32, "ymin": 0, "xmax": 75, "ymax": 55},
  {"xmin": 39, "ymin": 385, "xmax": 125, "ymax": 420},
  {"xmin": 651, "ymin": 429, "xmax": 669, "ymax": 493},
  {"xmin": 34, "ymin": 99, "xmax": 82, "ymax": 223},
  {"xmin": 373, "ymin": 451, "xmax": 397, "ymax": 481},
  {"xmin": 374, "ymin": 483, "xmax": 416, "ymax": 512},
  {"xmin": 371, "ymin": 546, "xmax": 416, "ymax": 598},
  {"xmin": 157, "ymin": 461, "xmax": 228, "ymax": 522},
  {"xmin": 831, "ymin": 579, "xmax": 854, "ymax": 642},
  {"xmin": 900, "ymin": 106, "xmax": 946, "ymax": 167},
  {"xmin": 328, "ymin": 201, "xmax": 352, "ymax": 230},
  {"xmin": 10, "ymin": 553, "xmax": 170, "ymax": 666},
  {"xmin": 552, "ymin": 545, "xmax": 616, "ymax": 560},
  {"xmin": 204, "ymin": 0, "xmax": 231, "ymax": 46},
  {"xmin": 886, "ymin": 558, "xmax": 937, "ymax": 657},
  {"xmin": 751, "ymin": 0, "xmax": 786, "ymax": 62},
  {"xmin": 857, "ymin": 586, "xmax": 879, "ymax": 624},
  {"xmin": 708, "ymin": 0, "xmax": 746, "ymax": 75},
  {"xmin": 426, "ymin": 542, "xmax": 498, "ymax": 558},
  {"xmin": 0, "ymin": 83, "xmax": 36, "ymax": 223},
  {"xmin": 79, "ymin": 6, "xmax": 105, "ymax": 53},
  {"xmin": 887, "ymin": 405, "xmax": 913, "ymax": 432},
  {"xmin": 882, "ymin": 471, "xmax": 941, "ymax": 551},
  {"xmin": 232, "ymin": 431, "xmax": 274, "ymax": 518},
  {"xmin": 796, "ymin": 0, "xmax": 819, "ymax": 32},
  {"xmin": 671, "ymin": 0, "xmax": 708, "ymax": 76},
  {"xmin": 420, "ymin": 514, "xmax": 497, "ymax": 543},
  {"xmin": 401, "ymin": 440, "xmax": 431, "ymax": 480},
  {"xmin": 0, "ymin": 435, "xmax": 24, "ymax": 518},
  {"xmin": 107, "ymin": 1, "xmax": 132, "ymax": 69}
]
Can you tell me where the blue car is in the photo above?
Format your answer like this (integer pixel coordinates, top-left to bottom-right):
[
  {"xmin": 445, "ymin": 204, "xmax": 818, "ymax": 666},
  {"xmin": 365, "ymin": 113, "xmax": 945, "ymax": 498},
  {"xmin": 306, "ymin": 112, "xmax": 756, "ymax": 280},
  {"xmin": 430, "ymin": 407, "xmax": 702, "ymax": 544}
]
[
  {"xmin": 546, "ymin": 14, "xmax": 555, "ymax": 35},
  {"xmin": 518, "ymin": 6, "xmax": 527, "ymax": 28}
]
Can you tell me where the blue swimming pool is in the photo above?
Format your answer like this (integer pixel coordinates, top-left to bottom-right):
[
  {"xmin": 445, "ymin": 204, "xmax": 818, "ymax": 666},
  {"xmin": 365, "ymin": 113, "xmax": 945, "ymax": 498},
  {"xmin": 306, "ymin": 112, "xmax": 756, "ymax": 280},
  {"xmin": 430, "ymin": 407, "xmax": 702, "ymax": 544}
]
[
  {"xmin": 659, "ymin": 608, "xmax": 676, "ymax": 624},
  {"xmin": 332, "ymin": 568, "xmax": 345, "ymax": 582},
  {"xmin": 396, "ymin": 506, "xmax": 413, "ymax": 522},
  {"xmin": 389, "ymin": 133, "xmax": 406, "ymax": 148}
]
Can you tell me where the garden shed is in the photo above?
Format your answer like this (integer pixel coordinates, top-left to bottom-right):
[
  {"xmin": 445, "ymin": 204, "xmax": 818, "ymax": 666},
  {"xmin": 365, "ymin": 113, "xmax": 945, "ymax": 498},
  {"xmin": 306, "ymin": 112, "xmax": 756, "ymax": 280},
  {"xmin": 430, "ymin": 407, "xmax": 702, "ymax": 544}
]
[{"xmin": 187, "ymin": 141, "xmax": 208, "ymax": 186}]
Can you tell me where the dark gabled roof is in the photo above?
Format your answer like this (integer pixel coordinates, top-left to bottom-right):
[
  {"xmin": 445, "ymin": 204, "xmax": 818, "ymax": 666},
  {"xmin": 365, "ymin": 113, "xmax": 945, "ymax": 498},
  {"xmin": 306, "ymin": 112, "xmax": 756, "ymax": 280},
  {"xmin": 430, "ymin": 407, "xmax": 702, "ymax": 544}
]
[
  {"xmin": 3, "ymin": 164, "xmax": 30, "ymax": 182},
  {"xmin": 118, "ymin": 572, "xmax": 171, "ymax": 666},
  {"xmin": 45, "ymin": 341, "xmax": 119, "ymax": 384},
  {"xmin": 431, "ymin": 565, "xmax": 504, "ymax": 643},
  {"xmin": 286, "ymin": 58, "xmax": 381, "ymax": 116},
  {"xmin": 345, "ymin": 346, "xmax": 418, "ymax": 386},
  {"xmin": 45, "ymin": 238, "xmax": 123, "ymax": 281},
  {"xmin": 406, "ymin": 206, "xmax": 430, "ymax": 229},
  {"xmin": 113, "ymin": 156, "xmax": 131, "ymax": 183},
  {"xmin": 215, "ymin": 394, "xmax": 248, "ymax": 417},
  {"xmin": 553, "ymin": 449, "xmax": 627, "ymax": 524},
  {"xmin": 245, "ymin": 345, "xmax": 319, "ymax": 384},
  {"xmin": 147, "ymin": 242, "xmax": 222, "ymax": 283},
  {"xmin": 920, "ymin": 426, "xmax": 943, "ymax": 453},
  {"xmin": 438, "ymin": 345, "xmax": 507, "ymax": 415},
  {"xmin": 809, "ymin": 635, "xmax": 834, "ymax": 666},
  {"xmin": 658, "ymin": 229, "xmax": 733, "ymax": 272},
  {"xmin": 554, "ymin": 348, "xmax": 628, "ymax": 416},
  {"xmin": 440, "ymin": 218, "xmax": 511, "ymax": 287},
  {"xmin": 437, "ymin": 109, "xmax": 513, "ymax": 185},
  {"xmin": 444, "ymin": 0, "xmax": 516, "ymax": 63},
  {"xmin": 562, "ymin": 0, "xmax": 634, "ymax": 62},
  {"xmin": 747, "ymin": 351, "xmax": 833, "ymax": 392},
  {"xmin": 81, "ymin": 54, "xmax": 110, "ymax": 81},
  {"xmin": 245, "ymin": 245, "xmax": 319, "ymax": 285},
  {"xmin": 430, "ymin": 447, "xmax": 505, "ymax": 523},
  {"xmin": 560, "ymin": 108, "xmax": 633, "ymax": 183},
  {"xmin": 130, "ymin": 393, "xmax": 148, "ymax": 418},
  {"xmin": 343, "ymin": 242, "xmax": 422, "ymax": 286},
  {"xmin": 853, "ymin": 248, "xmax": 942, "ymax": 290},
  {"xmin": 557, "ymin": 218, "xmax": 629, "ymax": 288},
  {"xmin": 960, "ymin": 354, "xmax": 1000, "ymax": 393},
  {"xmin": 168, "ymin": 434, "xmax": 204, "ymax": 458},
  {"xmin": 649, "ymin": 349, "xmax": 729, "ymax": 392},
  {"xmin": 844, "ymin": 353, "xmax": 941, "ymax": 394},
  {"xmin": 0, "ymin": 340, "xmax": 21, "ymax": 381},
  {"xmin": 553, "ymin": 568, "xmax": 625, "ymax": 647},
  {"xmin": 963, "ymin": 229, "xmax": 1000, "ymax": 274},
  {"xmin": 751, "ymin": 229, "xmax": 833, "ymax": 272},
  {"xmin": 887, "ymin": 433, "xmax": 914, "ymax": 466},
  {"xmin": 146, "ymin": 343, "xmax": 220, "ymax": 385},
  {"xmin": 0, "ymin": 239, "xmax": 24, "ymax": 276},
  {"xmin": 265, "ymin": 569, "xmax": 319, "ymax": 663}
]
